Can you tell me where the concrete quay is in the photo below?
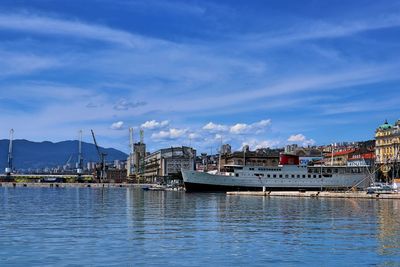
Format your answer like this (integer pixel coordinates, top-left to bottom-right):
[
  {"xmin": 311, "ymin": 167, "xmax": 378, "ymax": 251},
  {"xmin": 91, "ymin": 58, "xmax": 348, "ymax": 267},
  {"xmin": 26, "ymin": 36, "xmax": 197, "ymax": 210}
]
[
  {"xmin": 0, "ymin": 182, "xmax": 152, "ymax": 189},
  {"xmin": 227, "ymin": 191, "xmax": 400, "ymax": 199}
]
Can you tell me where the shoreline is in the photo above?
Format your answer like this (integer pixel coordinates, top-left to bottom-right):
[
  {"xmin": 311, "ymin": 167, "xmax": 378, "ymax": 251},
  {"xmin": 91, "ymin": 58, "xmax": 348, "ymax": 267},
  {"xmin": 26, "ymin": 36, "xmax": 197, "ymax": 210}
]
[{"xmin": 0, "ymin": 182, "xmax": 153, "ymax": 189}]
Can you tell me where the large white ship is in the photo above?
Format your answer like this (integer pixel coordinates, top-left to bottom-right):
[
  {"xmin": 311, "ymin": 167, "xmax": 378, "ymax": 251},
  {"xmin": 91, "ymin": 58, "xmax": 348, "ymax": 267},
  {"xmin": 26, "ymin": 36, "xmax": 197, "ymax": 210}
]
[{"xmin": 182, "ymin": 154, "xmax": 371, "ymax": 192}]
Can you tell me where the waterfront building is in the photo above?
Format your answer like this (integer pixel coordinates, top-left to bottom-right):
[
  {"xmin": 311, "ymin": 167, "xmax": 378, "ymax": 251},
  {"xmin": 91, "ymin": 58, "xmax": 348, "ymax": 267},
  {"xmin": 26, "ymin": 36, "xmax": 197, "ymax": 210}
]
[
  {"xmin": 347, "ymin": 152, "xmax": 375, "ymax": 167},
  {"xmin": 127, "ymin": 142, "xmax": 146, "ymax": 177},
  {"xmin": 106, "ymin": 168, "xmax": 127, "ymax": 183},
  {"xmin": 324, "ymin": 149, "xmax": 356, "ymax": 166},
  {"xmin": 220, "ymin": 144, "xmax": 232, "ymax": 155},
  {"xmin": 219, "ymin": 148, "xmax": 281, "ymax": 169},
  {"xmin": 375, "ymin": 119, "xmax": 400, "ymax": 180},
  {"xmin": 195, "ymin": 153, "xmax": 218, "ymax": 172},
  {"xmin": 375, "ymin": 120, "xmax": 400, "ymax": 163},
  {"xmin": 143, "ymin": 146, "xmax": 196, "ymax": 183},
  {"xmin": 285, "ymin": 145, "xmax": 322, "ymax": 165}
]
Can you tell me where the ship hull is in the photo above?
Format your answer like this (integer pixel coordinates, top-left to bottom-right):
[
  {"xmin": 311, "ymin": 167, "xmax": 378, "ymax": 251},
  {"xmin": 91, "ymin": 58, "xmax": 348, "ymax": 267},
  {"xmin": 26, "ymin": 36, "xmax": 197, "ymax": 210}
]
[{"xmin": 184, "ymin": 181, "xmax": 322, "ymax": 192}]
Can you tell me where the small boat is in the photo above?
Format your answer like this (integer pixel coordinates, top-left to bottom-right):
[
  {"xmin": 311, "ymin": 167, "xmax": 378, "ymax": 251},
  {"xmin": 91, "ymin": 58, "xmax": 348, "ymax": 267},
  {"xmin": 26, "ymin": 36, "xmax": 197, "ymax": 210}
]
[
  {"xmin": 142, "ymin": 185, "xmax": 167, "ymax": 191},
  {"xmin": 366, "ymin": 182, "xmax": 398, "ymax": 194},
  {"xmin": 143, "ymin": 183, "xmax": 184, "ymax": 191}
]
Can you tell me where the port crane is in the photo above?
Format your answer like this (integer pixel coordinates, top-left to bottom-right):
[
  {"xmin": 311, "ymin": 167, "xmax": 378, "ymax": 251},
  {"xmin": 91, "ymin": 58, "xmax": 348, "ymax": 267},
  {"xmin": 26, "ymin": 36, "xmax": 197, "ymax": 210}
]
[
  {"xmin": 91, "ymin": 129, "xmax": 107, "ymax": 182},
  {"xmin": 5, "ymin": 129, "xmax": 14, "ymax": 177},
  {"xmin": 65, "ymin": 155, "xmax": 73, "ymax": 169}
]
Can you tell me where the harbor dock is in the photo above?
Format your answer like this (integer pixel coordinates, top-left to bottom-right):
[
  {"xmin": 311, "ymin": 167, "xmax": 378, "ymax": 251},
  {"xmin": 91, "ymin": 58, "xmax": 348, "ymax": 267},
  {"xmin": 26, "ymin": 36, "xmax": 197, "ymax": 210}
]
[
  {"xmin": 0, "ymin": 182, "xmax": 151, "ymax": 189},
  {"xmin": 227, "ymin": 191, "xmax": 400, "ymax": 199}
]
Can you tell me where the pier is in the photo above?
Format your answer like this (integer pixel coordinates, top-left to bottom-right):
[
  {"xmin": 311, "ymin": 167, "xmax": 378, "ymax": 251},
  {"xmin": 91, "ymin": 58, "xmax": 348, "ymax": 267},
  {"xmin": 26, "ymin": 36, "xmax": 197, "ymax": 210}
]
[{"xmin": 227, "ymin": 191, "xmax": 400, "ymax": 199}]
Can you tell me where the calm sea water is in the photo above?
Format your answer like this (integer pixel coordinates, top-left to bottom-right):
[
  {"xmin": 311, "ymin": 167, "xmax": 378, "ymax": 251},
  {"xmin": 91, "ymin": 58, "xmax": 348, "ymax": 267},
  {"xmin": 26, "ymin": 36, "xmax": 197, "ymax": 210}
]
[{"xmin": 1, "ymin": 187, "xmax": 400, "ymax": 266}]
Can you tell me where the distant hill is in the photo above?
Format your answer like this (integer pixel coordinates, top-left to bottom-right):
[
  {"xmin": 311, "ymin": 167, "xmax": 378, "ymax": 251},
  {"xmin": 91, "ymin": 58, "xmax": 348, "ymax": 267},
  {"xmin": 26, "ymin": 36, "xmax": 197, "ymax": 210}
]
[{"xmin": 0, "ymin": 139, "xmax": 128, "ymax": 170}]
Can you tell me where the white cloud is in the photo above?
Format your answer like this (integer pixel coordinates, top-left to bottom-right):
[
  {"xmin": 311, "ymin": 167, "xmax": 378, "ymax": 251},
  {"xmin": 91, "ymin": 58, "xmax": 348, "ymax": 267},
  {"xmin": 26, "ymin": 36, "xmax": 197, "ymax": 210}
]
[
  {"xmin": 141, "ymin": 120, "xmax": 169, "ymax": 129},
  {"xmin": 110, "ymin": 121, "xmax": 124, "ymax": 130},
  {"xmin": 253, "ymin": 119, "xmax": 272, "ymax": 128},
  {"xmin": 241, "ymin": 139, "xmax": 281, "ymax": 150},
  {"xmin": 214, "ymin": 134, "xmax": 223, "ymax": 140},
  {"xmin": 202, "ymin": 122, "xmax": 228, "ymax": 132},
  {"xmin": 151, "ymin": 128, "xmax": 187, "ymax": 140},
  {"xmin": 303, "ymin": 139, "xmax": 316, "ymax": 146},
  {"xmin": 203, "ymin": 119, "xmax": 272, "ymax": 135},
  {"xmin": 288, "ymin": 134, "xmax": 315, "ymax": 146},
  {"xmin": 288, "ymin": 134, "xmax": 306, "ymax": 142},
  {"xmin": 230, "ymin": 123, "xmax": 248, "ymax": 134},
  {"xmin": 188, "ymin": 132, "xmax": 200, "ymax": 140},
  {"xmin": 230, "ymin": 119, "xmax": 271, "ymax": 134}
]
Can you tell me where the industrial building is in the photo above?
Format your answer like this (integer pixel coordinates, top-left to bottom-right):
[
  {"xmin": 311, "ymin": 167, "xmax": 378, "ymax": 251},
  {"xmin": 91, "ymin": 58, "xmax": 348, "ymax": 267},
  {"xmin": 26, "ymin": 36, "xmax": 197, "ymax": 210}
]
[
  {"xmin": 143, "ymin": 146, "xmax": 196, "ymax": 183},
  {"xmin": 219, "ymin": 147, "xmax": 281, "ymax": 170},
  {"xmin": 127, "ymin": 128, "xmax": 146, "ymax": 182}
]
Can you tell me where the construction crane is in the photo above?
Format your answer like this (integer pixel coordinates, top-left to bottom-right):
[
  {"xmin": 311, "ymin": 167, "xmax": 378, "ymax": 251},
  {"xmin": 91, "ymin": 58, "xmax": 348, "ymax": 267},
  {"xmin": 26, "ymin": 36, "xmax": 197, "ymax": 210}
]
[
  {"xmin": 5, "ymin": 129, "xmax": 14, "ymax": 176},
  {"xmin": 65, "ymin": 154, "xmax": 73, "ymax": 169},
  {"xmin": 91, "ymin": 129, "xmax": 107, "ymax": 182},
  {"xmin": 76, "ymin": 130, "xmax": 84, "ymax": 179}
]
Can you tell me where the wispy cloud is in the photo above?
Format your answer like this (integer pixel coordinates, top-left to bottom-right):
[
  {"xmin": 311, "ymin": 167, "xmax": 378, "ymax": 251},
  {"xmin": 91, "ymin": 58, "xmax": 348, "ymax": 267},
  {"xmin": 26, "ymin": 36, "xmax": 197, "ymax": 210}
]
[
  {"xmin": 239, "ymin": 15, "xmax": 400, "ymax": 48},
  {"xmin": 141, "ymin": 120, "xmax": 169, "ymax": 130},
  {"xmin": 1, "ymin": 4, "xmax": 399, "ymax": 152},
  {"xmin": 0, "ymin": 51, "xmax": 60, "ymax": 76},
  {"xmin": 0, "ymin": 13, "xmax": 164, "ymax": 48},
  {"xmin": 113, "ymin": 99, "xmax": 147, "ymax": 110}
]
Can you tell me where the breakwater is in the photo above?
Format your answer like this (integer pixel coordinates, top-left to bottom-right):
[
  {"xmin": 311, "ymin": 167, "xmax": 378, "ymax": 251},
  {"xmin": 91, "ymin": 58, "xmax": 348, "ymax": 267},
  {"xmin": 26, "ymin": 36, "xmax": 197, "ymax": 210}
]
[{"xmin": 227, "ymin": 191, "xmax": 400, "ymax": 199}]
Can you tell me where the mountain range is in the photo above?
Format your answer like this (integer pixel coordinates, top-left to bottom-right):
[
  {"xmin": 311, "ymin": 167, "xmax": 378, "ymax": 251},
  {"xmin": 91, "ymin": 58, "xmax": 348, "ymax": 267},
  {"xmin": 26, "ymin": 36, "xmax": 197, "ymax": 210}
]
[{"xmin": 0, "ymin": 139, "xmax": 128, "ymax": 170}]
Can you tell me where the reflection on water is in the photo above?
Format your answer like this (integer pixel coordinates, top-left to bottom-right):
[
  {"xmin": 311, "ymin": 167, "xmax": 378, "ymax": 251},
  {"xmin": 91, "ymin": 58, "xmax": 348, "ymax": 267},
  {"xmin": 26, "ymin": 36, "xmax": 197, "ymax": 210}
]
[
  {"xmin": 378, "ymin": 200, "xmax": 400, "ymax": 257},
  {"xmin": 0, "ymin": 187, "xmax": 400, "ymax": 266}
]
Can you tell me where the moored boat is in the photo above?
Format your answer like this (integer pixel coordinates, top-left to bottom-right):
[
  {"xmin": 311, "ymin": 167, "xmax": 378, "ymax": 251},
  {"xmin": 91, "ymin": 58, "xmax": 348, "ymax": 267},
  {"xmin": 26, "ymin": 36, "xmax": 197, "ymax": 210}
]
[{"xmin": 182, "ymin": 154, "xmax": 371, "ymax": 192}]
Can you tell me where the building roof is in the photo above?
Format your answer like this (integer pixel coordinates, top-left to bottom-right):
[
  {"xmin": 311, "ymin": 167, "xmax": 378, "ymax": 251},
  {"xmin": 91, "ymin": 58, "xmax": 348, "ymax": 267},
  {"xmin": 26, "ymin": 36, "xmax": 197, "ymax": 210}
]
[
  {"xmin": 348, "ymin": 152, "xmax": 375, "ymax": 161},
  {"xmin": 325, "ymin": 149, "xmax": 356, "ymax": 157},
  {"xmin": 379, "ymin": 120, "xmax": 393, "ymax": 130}
]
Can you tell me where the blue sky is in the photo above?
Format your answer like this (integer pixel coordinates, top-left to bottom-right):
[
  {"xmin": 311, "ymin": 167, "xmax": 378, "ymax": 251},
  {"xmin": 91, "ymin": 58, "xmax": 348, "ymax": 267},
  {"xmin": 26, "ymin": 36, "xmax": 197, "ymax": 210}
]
[{"xmin": 0, "ymin": 0, "xmax": 399, "ymax": 153}]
